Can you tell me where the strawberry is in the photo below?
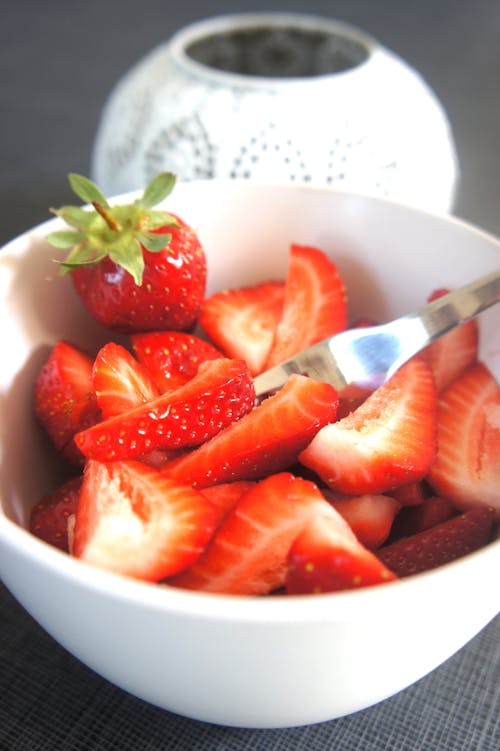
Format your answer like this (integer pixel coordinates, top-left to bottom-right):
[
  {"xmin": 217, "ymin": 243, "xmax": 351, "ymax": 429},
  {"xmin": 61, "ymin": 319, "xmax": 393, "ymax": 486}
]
[
  {"xmin": 29, "ymin": 475, "xmax": 83, "ymax": 552},
  {"xmin": 170, "ymin": 472, "xmax": 334, "ymax": 595},
  {"xmin": 377, "ymin": 506, "xmax": 495, "ymax": 577},
  {"xmin": 130, "ymin": 331, "xmax": 223, "ymax": 392},
  {"xmin": 200, "ymin": 481, "xmax": 256, "ymax": 528},
  {"xmin": 199, "ymin": 281, "xmax": 285, "ymax": 375},
  {"xmin": 299, "ymin": 359, "xmax": 438, "ymax": 495},
  {"xmin": 286, "ymin": 510, "xmax": 398, "ymax": 595},
  {"xmin": 389, "ymin": 480, "xmax": 428, "ymax": 507},
  {"xmin": 136, "ymin": 447, "xmax": 181, "ymax": 470},
  {"xmin": 389, "ymin": 495, "xmax": 457, "ymax": 540},
  {"xmin": 75, "ymin": 358, "xmax": 255, "ymax": 462},
  {"xmin": 351, "ymin": 317, "xmax": 378, "ymax": 328},
  {"xmin": 426, "ymin": 361, "xmax": 500, "ymax": 515},
  {"xmin": 327, "ymin": 494, "xmax": 401, "ymax": 549},
  {"xmin": 73, "ymin": 459, "xmax": 216, "ymax": 581},
  {"xmin": 335, "ymin": 384, "xmax": 373, "ymax": 420},
  {"xmin": 162, "ymin": 374, "xmax": 339, "ymax": 488},
  {"xmin": 34, "ymin": 340, "xmax": 101, "ymax": 464},
  {"xmin": 93, "ymin": 341, "xmax": 159, "ymax": 418},
  {"xmin": 47, "ymin": 172, "xmax": 206, "ymax": 333},
  {"xmin": 265, "ymin": 244, "xmax": 347, "ymax": 368},
  {"xmin": 419, "ymin": 288, "xmax": 479, "ymax": 392}
]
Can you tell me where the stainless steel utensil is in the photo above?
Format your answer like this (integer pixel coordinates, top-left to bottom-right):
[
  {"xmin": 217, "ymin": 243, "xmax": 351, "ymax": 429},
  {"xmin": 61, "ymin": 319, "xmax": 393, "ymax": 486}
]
[{"xmin": 253, "ymin": 269, "xmax": 500, "ymax": 398}]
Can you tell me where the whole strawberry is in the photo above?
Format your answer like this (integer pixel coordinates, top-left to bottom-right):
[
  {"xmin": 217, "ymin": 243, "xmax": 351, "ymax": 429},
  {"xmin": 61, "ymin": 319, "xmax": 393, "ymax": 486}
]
[{"xmin": 47, "ymin": 172, "xmax": 206, "ymax": 333}]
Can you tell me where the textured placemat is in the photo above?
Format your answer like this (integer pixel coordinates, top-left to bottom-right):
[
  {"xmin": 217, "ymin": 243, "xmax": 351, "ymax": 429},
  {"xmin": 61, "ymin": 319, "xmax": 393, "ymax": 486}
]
[{"xmin": 1, "ymin": 583, "xmax": 498, "ymax": 750}]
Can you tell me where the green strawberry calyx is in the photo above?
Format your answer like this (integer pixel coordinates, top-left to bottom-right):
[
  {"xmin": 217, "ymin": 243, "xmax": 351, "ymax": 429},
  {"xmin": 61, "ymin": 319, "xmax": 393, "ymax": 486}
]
[{"xmin": 47, "ymin": 172, "xmax": 179, "ymax": 286}]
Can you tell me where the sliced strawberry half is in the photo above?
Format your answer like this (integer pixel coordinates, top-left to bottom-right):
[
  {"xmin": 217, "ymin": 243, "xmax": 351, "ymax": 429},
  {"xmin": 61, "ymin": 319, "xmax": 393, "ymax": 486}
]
[
  {"xmin": 265, "ymin": 244, "xmax": 347, "ymax": 368},
  {"xmin": 34, "ymin": 340, "xmax": 101, "ymax": 464},
  {"xmin": 299, "ymin": 359, "xmax": 438, "ymax": 495},
  {"xmin": 93, "ymin": 341, "xmax": 159, "ymax": 418},
  {"xmin": 335, "ymin": 384, "xmax": 373, "ymax": 420},
  {"xmin": 162, "ymin": 374, "xmax": 339, "ymax": 488},
  {"xmin": 29, "ymin": 475, "xmax": 83, "ymax": 552},
  {"xmin": 170, "ymin": 472, "xmax": 334, "ymax": 595},
  {"xmin": 419, "ymin": 287, "xmax": 479, "ymax": 392},
  {"xmin": 377, "ymin": 506, "xmax": 495, "ymax": 577},
  {"xmin": 327, "ymin": 494, "xmax": 401, "ymax": 549},
  {"xmin": 200, "ymin": 481, "xmax": 256, "ymax": 529},
  {"xmin": 131, "ymin": 331, "xmax": 223, "ymax": 392},
  {"xmin": 427, "ymin": 361, "xmax": 500, "ymax": 515},
  {"xmin": 75, "ymin": 358, "xmax": 255, "ymax": 462},
  {"xmin": 286, "ymin": 510, "xmax": 398, "ymax": 595},
  {"xmin": 351, "ymin": 317, "xmax": 378, "ymax": 328},
  {"xmin": 389, "ymin": 495, "xmax": 457, "ymax": 540},
  {"xmin": 389, "ymin": 480, "xmax": 428, "ymax": 507},
  {"xmin": 199, "ymin": 281, "xmax": 285, "ymax": 376},
  {"xmin": 73, "ymin": 459, "xmax": 216, "ymax": 581},
  {"xmin": 135, "ymin": 447, "xmax": 181, "ymax": 470}
]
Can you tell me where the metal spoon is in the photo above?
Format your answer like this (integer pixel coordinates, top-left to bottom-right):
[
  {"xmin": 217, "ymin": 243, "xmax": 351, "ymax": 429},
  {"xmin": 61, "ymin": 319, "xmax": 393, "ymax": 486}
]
[{"xmin": 253, "ymin": 269, "xmax": 500, "ymax": 398}]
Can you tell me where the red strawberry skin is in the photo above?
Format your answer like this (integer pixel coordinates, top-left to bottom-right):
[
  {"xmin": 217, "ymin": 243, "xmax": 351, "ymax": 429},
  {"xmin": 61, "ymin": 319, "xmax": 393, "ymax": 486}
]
[
  {"xmin": 420, "ymin": 288, "xmax": 479, "ymax": 393},
  {"xmin": 162, "ymin": 374, "xmax": 339, "ymax": 488},
  {"xmin": 427, "ymin": 362, "xmax": 500, "ymax": 515},
  {"xmin": 73, "ymin": 459, "xmax": 216, "ymax": 581},
  {"xmin": 29, "ymin": 475, "xmax": 83, "ymax": 552},
  {"xmin": 377, "ymin": 506, "xmax": 495, "ymax": 577},
  {"xmin": 389, "ymin": 495, "xmax": 457, "ymax": 540},
  {"xmin": 266, "ymin": 244, "xmax": 347, "ymax": 368},
  {"xmin": 299, "ymin": 359, "xmax": 438, "ymax": 495},
  {"xmin": 200, "ymin": 481, "xmax": 256, "ymax": 529},
  {"xmin": 71, "ymin": 216, "xmax": 206, "ymax": 333},
  {"xmin": 199, "ymin": 281, "xmax": 285, "ymax": 376},
  {"xmin": 131, "ymin": 331, "xmax": 223, "ymax": 392},
  {"xmin": 390, "ymin": 481, "xmax": 427, "ymax": 507},
  {"xmin": 93, "ymin": 341, "xmax": 159, "ymax": 418},
  {"xmin": 75, "ymin": 358, "xmax": 255, "ymax": 462},
  {"xmin": 286, "ymin": 511, "xmax": 398, "ymax": 595},
  {"xmin": 170, "ymin": 472, "xmax": 334, "ymax": 595},
  {"xmin": 328, "ymin": 494, "xmax": 401, "ymax": 549},
  {"xmin": 34, "ymin": 340, "xmax": 101, "ymax": 464}
]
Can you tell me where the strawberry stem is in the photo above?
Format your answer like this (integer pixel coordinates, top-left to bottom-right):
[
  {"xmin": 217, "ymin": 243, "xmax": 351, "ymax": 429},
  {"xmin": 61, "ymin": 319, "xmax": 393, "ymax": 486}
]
[{"xmin": 92, "ymin": 201, "xmax": 121, "ymax": 232}]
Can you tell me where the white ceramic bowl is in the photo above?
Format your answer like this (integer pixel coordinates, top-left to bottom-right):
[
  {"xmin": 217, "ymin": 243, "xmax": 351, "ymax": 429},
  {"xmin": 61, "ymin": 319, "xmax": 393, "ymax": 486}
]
[{"xmin": 0, "ymin": 181, "xmax": 498, "ymax": 729}]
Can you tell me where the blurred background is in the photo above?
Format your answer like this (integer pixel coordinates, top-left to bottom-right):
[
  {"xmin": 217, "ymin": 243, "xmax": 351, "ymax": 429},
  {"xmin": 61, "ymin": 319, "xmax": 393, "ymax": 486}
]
[{"xmin": 1, "ymin": 0, "xmax": 499, "ymax": 244}]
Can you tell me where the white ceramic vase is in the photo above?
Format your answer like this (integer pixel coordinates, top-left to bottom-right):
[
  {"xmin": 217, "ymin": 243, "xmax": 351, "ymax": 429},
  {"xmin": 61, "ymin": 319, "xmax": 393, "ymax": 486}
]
[{"xmin": 91, "ymin": 13, "xmax": 458, "ymax": 214}]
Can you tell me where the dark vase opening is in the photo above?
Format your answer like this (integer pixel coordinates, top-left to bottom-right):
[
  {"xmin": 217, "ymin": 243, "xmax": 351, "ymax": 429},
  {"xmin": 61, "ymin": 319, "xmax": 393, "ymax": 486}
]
[{"xmin": 184, "ymin": 24, "xmax": 370, "ymax": 79}]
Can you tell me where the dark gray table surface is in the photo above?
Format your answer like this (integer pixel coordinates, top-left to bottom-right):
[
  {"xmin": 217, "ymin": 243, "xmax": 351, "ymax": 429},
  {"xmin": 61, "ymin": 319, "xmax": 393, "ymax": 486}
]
[{"xmin": 1, "ymin": 1, "xmax": 499, "ymax": 749}]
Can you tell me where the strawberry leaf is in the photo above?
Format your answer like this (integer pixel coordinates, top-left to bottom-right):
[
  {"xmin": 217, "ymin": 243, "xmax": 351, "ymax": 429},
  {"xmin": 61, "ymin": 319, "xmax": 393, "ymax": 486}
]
[
  {"xmin": 57, "ymin": 243, "xmax": 107, "ymax": 271},
  {"xmin": 137, "ymin": 172, "xmax": 176, "ymax": 209},
  {"xmin": 47, "ymin": 172, "xmax": 182, "ymax": 287},
  {"xmin": 109, "ymin": 240, "xmax": 145, "ymax": 285},
  {"xmin": 69, "ymin": 173, "xmax": 109, "ymax": 207},
  {"xmin": 51, "ymin": 205, "xmax": 94, "ymax": 229},
  {"xmin": 139, "ymin": 233, "xmax": 172, "ymax": 252},
  {"xmin": 47, "ymin": 230, "xmax": 85, "ymax": 248},
  {"xmin": 142, "ymin": 210, "xmax": 179, "ymax": 230}
]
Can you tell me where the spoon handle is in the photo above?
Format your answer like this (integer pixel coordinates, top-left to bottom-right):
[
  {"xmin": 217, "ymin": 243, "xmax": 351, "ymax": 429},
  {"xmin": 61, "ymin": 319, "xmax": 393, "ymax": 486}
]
[
  {"xmin": 253, "ymin": 269, "xmax": 500, "ymax": 398},
  {"xmin": 409, "ymin": 268, "xmax": 500, "ymax": 342}
]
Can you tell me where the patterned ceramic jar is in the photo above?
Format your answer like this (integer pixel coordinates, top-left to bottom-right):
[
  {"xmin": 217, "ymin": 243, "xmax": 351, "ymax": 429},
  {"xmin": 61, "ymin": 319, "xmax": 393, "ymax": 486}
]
[{"xmin": 91, "ymin": 13, "xmax": 458, "ymax": 213}]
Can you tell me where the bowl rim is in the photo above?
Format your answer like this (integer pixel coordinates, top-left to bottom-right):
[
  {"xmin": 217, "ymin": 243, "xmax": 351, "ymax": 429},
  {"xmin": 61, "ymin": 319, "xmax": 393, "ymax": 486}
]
[
  {"xmin": 1, "ymin": 513, "xmax": 499, "ymax": 623},
  {"xmin": 1, "ymin": 179, "xmax": 499, "ymax": 623},
  {"xmin": 3, "ymin": 177, "xmax": 500, "ymax": 250}
]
